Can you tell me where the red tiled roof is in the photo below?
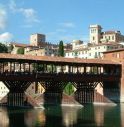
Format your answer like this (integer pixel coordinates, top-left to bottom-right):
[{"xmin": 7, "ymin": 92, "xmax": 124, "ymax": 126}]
[
  {"xmin": 11, "ymin": 42, "xmax": 30, "ymax": 47},
  {"xmin": 65, "ymin": 42, "xmax": 120, "ymax": 53},
  {"xmin": 103, "ymin": 31, "xmax": 116, "ymax": 34},
  {"xmin": 103, "ymin": 48, "xmax": 124, "ymax": 53},
  {"xmin": 0, "ymin": 53, "xmax": 120, "ymax": 65},
  {"xmin": 89, "ymin": 42, "xmax": 121, "ymax": 47}
]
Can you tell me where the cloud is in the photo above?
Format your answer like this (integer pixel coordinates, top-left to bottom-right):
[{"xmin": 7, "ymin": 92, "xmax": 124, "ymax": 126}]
[
  {"xmin": 9, "ymin": 0, "xmax": 16, "ymax": 12},
  {"xmin": 9, "ymin": 0, "xmax": 40, "ymax": 23},
  {"xmin": 0, "ymin": 32, "xmax": 13, "ymax": 42},
  {"xmin": 20, "ymin": 8, "xmax": 40, "ymax": 23},
  {"xmin": 59, "ymin": 22, "xmax": 75, "ymax": 28},
  {"xmin": 0, "ymin": 8, "xmax": 7, "ymax": 30}
]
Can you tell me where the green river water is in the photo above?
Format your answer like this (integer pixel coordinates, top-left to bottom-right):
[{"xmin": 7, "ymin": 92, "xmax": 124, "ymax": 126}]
[{"xmin": 0, "ymin": 104, "xmax": 123, "ymax": 127}]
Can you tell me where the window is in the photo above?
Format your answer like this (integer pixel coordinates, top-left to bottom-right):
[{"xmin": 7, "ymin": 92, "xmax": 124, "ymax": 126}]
[
  {"xmin": 109, "ymin": 36, "xmax": 110, "ymax": 40},
  {"xmin": 117, "ymin": 53, "xmax": 120, "ymax": 58},
  {"xmin": 112, "ymin": 53, "xmax": 115, "ymax": 57},
  {"xmin": 112, "ymin": 36, "xmax": 114, "ymax": 40},
  {"xmin": 98, "ymin": 52, "xmax": 100, "ymax": 56},
  {"xmin": 93, "ymin": 36, "xmax": 95, "ymax": 40},
  {"xmin": 95, "ymin": 52, "xmax": 97, "ymax": 58},
  {"xmin": 98, "ymin": 29, "xmax": 101, "ymax": 34}
]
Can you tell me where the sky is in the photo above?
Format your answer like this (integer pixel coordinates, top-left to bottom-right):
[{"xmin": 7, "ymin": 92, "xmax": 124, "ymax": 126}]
[{"xmin": 0, "ymin": 0, "xmax": 124, "ymax": 44}]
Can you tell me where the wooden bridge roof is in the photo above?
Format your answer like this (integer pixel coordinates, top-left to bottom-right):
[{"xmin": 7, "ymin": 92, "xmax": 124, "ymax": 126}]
[{"xmin": 0, "ymin": 53, "xmax": 120, "ymax": 65}]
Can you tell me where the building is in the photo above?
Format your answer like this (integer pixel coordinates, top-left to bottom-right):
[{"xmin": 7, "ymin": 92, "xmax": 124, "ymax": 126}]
[
  {"xmin": 102, "ymin": 48, "xmax": 124, "ymax": 102},
  {"xmin": 30, "ymin": 33, "xmax": 46, "ymax": 46},
  {"xmin": 103, "ymin": 48, "xmax": 124, "ymax": 60},
  {"xmin": 101, "ymin": 31, "xmax": 124, "ymax": 43},
  {"xmin": 72, "ymin": 40, "xmax": 84, "ymax": 50},
  {"xmin": 11, "ymin": 42, "xmax": 29, "ymax": 54},
  {"xmin": 65, "ymin": 24, "xmax": 124, "ymax": 59},
  {"xmin": 25, "ymin": 45, "xmax": 58, "ymax": 56},
  {"xmin": 89, "ymin": 24, "xmax": 102, "ymax": 44},
  {"xmin": 89, "ymin": 24, "xmax": 124, "ymax": 44},
  {"xmin": 65, "ymin": 42, "xmax": 124, "ymax": 59}
]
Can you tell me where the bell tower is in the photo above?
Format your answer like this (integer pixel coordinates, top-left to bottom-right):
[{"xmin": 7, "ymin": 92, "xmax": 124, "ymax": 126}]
[{"xmin": 89, "ymin": 24, "xmax": 102, "ymax": 44}]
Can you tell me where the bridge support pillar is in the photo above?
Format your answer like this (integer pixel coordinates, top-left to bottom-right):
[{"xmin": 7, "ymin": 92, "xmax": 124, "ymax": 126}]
[
  {"xmin": 44, "ymin": 91, "xmax": 62, "ymax": 105},
  {"xmin": 7, "ymin": 92, "xmax": 25, "ymax": 107},
  {"xmin": 3, "ymin": 81, "xmax": 31, "ymax": 107},
  {"xmin": 103, "ymin": 81, "xmax": 120, "ymax": 102},
  {"xmin": 40, "ymin": 81, "xmax": 66, "ymax": 105},
  {"xmin": 75, "ymin": 89, "xmax": 94, "ymax": 104},
  {"xmin": 74, "ymin": 82, "xmax": 96, "ymax": 104}
]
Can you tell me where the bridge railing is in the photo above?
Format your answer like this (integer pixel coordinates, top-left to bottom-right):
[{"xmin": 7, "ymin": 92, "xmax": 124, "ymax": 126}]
[{"xmin": 0, "ymin": 71, "xmax": 121, "ymax": 77}]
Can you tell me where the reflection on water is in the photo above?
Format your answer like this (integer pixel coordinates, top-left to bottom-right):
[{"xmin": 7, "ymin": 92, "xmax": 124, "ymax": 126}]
[
  {"xmin": 0, "ymin": 104, "xmax": 124, "ymax": 127},
  {"xmin": 62, "ymin": 106, "xmax": 80, "ymax": 127},
  {"xmin": 24, "ymin": 109, "xmax": 46, "ymax": 127},
  {"xmin": 0, "ymin": 107, "xmax": 9, "ymax": 127}
]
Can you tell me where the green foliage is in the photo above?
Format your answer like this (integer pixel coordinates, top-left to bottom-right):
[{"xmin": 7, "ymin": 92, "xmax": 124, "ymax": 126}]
[
  {"xmin": 74, "ymin": 51, "xmax": 78, "ymax": 57},
  {"xmin": 8, "ymin": 44, "xmax": 14, "ymax": 53},
  {"xmin": 58, "ymin": 40, "xmax": 64, "ymax": 57},
  {"xmin": 32, "ymin": 63, "xmax": 44, "ymax": 72},
  {"xmin": 0, "ymin": 43, "xmax": 8, "ymax": 53},
  {"xmin": 33, "ymin": 64, "xmax": 56, "ymax": 73},
  {"xmin": 17, "ymin": 47, "xmax": 24, "ymax": 54},
  {"xmin": 64, "ymin": 82, "xmax": 75, "ymax": 95}
]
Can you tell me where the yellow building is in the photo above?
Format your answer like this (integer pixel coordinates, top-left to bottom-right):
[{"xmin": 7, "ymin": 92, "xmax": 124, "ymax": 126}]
[{"xmin": 25, "ymin": 46, "xmax": 58, "ymax": 56}]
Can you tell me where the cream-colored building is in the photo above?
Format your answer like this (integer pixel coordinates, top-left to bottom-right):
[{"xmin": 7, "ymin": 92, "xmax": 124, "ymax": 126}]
[
  {"xmin": 90, "ymin": 24, "xmax": 102, "ymax": 44},
  {"xmin": 65, "ymin": 24, "xmax": 124, "ymax": 59},
  {"xmin": 25, "ymin": 46, "xmax": 58, "ymax": 56},
  {"xmin": 72, "ymin": 40, "xmax": 84, "ymax": 50},
  {"xmin": 101, "ymin": 31, "xmax": 124, "ymax": 43},
  {"xmin": 11, "ymin": 42, "xmax": 28, "ymax": 54},
  {"xmin": 65, "ymin": 42, "xmax": 124, "ymax": 59},
  {"xmin": 89, "ymin": 24, "xmax": 124, "ymax": 44}
]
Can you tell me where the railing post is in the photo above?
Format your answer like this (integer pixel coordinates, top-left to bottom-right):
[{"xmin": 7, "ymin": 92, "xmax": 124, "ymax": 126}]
[
  {"xmin": 3, "ymin": 62, "xmax": 4, "ymax": 72},
  {"xmin": 84, "ymin": 65, "xmax": 86, "ymax": 74}
]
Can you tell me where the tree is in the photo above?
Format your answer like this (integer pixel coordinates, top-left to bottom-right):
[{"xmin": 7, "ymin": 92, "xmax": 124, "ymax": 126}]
[
  {"xmin": 17, "ymin": 47, "xmax": 24, "ymax": 54},
  {"xmin": 8, "ymin": 44, "xmax": 14, "ymax": 53},
  {"xmin": 64, "ymin": 82, "xmax": 75, "ymax": 95},
  {"xmin": 58, "ymin": 40, "xmax": 64, "ymax": 57},
  {"xmin": 0, "ymin": 43, "xmax": 8, "ymax": 53},
  {"xmin": 74, "ymin": 51, "xmax": 78, "ymax": 58}
]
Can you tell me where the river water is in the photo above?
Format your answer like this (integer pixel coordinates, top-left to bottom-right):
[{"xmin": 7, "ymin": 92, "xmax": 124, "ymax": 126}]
[{"xmin": 0, "ymin": 104, "xmax": 124, "ymax": 127}]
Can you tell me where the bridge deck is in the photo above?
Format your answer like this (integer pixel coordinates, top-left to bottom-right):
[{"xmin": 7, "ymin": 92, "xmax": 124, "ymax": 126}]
[{"xmin": 0, "ymin": 72, "xmax": 120, "ymax": 82}]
